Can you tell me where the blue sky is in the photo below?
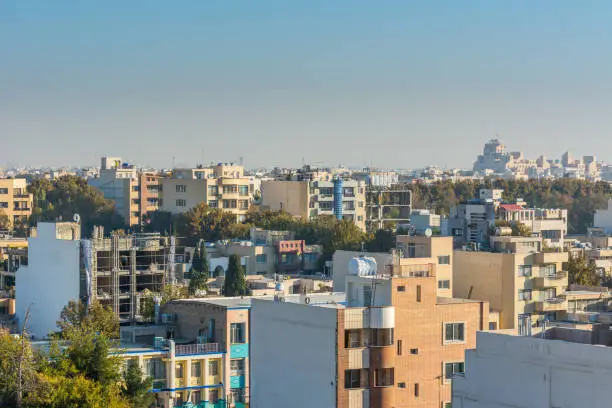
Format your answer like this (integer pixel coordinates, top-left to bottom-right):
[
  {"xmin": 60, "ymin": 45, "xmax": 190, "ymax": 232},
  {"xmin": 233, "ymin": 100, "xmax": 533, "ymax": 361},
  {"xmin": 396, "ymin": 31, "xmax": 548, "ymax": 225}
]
[{"xmin": 2, "ymin": 1, "xmax": 612, "ymax": 168}]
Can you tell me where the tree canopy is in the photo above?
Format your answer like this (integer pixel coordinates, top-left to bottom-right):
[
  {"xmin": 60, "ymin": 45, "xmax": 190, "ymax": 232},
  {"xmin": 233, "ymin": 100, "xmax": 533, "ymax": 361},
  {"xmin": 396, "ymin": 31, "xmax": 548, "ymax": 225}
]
[
  {"xmin": 28, "ymin": 176, "xmax": 126, "ymax": 237},
  {"xmin": 188, "ymin": 240, "xmax": 210, "ymax": 296},
  {"xmin": 568, "ymin": 253, "xmax": 601, "ymax": 287},
  {"xmin": 224, "ymin": 254, "xmax": 246, "ymax": 297}
]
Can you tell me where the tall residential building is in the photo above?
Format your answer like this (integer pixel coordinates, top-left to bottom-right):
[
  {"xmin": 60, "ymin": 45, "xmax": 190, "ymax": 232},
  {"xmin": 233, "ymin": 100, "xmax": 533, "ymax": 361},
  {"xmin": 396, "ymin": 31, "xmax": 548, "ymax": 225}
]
[
  {"xmin": 16, "ymin": 221, "xmax": 182, "ymax": 338},
  {"xmin": 0, "ymin": 178, "xmax": 33, "ymax": 230},
  {"xmin": 260, "ymin": 179, "xmax": 367, "ymax": 230},
  {"xmin": 453, "ymin": 330, "xmax": 612, "ymax": 408},
  {"xmin": 453, "ymin": 236, "xmax": 569, "ymax": 333},
  {"xmin": 160, "ymin": 164, "xmax": 253, "ymax": 222},
  {"xmin": 88, "ymin": 157, "xmax": 160, "ymax": 227},
  {"xmin": 251, "ymin": 253, "xmax": 489, "ymax": 408},
  {"xmin": 497, "ymin": 204, "xmax": 567, "ymax": 248}
]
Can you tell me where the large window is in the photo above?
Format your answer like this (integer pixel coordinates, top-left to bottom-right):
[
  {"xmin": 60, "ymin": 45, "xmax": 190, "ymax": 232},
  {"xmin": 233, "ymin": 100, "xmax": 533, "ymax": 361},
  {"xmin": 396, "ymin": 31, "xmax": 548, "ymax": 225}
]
[
  {"xmin": 223, "ymin": 185, "xmax": 238, "ymax": 194},
  {"xmin": 371, "ymin": 328, "xmax": 393, "ymax": 346},
  {"xmin": 144, "ymin": 358, "xmax": 166, "ymax": 380},
  {"xmin": 176, "ymin": 185, "xmax": 186, "ymax": 193},
  {"xmin": 444, "ymin": 362, "xmax": 465, "ymax": 380},
  {"xmin": 438, "ymin": 255, "xmax": 450, "ymax": 265},
  {"xmin": 374, "ymin": 368, "xmax": 394, "ymax": 387},
  {"xmin": 191, "ymin": 361, "xmax": 201, "ymax": 378},
  {"xmin": 230, "ymin": 359, "xmax": 245, "ymax": 376},
  {"xmin": 176, "ymin": 199, "xmax": 186, "ymax": 207},
  {"xmin": 191, "ymin": 391, "xmax": 201, "ymax": 403},
  {"xmin": 319, "ymin": 201, "xmax": 333, "ymax": 210},
  {"xmin": 0, "ymin": 188, "xmax": 7, "ymax": 194},
  {"xmin": 518, "ymin": 289, "xmax": 532, "ymax": 301},
  {"xmin": 238, "ymin": 186, "xmax": 249, "ymax": 196},
  {"xmin": 256, "ymin": 254, "xmax": 267, "ymax": 264},
  {"xmin": 438, "ymin": 280, "xmax": 450, "ymax": 289},
  {"xmin": 345, "ymin": 329, "xmax": 364, "ymax": 348},
  {"xmin": 208, "ymin": 360, "xmax": 219, "ymax": 376},
  {"xmin": 518, "ymin": 265, "xmax": 532, "ymax": 277},
  {"xmin": 209, "ymin": 389, "xmax": 219, "ymax": 403},
  {"xmin": 444, "ymin": 323, "xmax": 465, "ymax": 343},
  {"xmin": 230, "ymin": 323, "xmax": 246, "ymax": 344},
  {"xmin": 230, "ymin": 388, "xmax": 245, "ymax": 403},
  {"xmin": 345, "ymin": 369, "xmax": 368, "ymax": 389},
  {"xmin": 541, "ymin": 264, "xmax": 556, "ymax": 277}
]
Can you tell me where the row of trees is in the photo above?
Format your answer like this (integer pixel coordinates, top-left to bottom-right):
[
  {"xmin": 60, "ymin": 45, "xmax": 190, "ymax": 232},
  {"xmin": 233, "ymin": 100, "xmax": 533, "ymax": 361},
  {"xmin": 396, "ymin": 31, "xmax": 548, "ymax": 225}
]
[
  {"xmin": 410, "ymin": 178, "xmax": 612, "ymax": 233},
  {"xmin": 0, "ymin": 301, "xmax": 153, "ymax": 408}
]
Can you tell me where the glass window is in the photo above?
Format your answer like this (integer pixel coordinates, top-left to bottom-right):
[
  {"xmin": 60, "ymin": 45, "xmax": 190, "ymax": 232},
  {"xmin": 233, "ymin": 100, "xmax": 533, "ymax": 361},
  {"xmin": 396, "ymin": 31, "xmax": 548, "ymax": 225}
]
[
  {"xmin": 518, "ymin": 289, "xmax": 532, "ymax": 301},
  {"xmin": 238, "ymin": 185, "xmax": 249, "ymax": 196},
  {"xmin": 209, "ymin": 389, "xmax": 219, "ymax": 403},
  {"xmin": 518, "ymin": 265, "xmax": 532, "ymax": 277},
  {"xmin": 438, "ymin": 280, "xmax": 450, "ymax": 289},
  {"xmin": 176, "ymin": 185, "xmax": 186, "ymax": 193},
  {"xmin": 175, "ymin": 363, "xmax": 184, "ymax": 379},
  {"xmin": 256, "ymin": 254, "xmax": 267, "ymax": 264},
  {"xmin": 208, "ymin": 360, "xmax": 219, "ymax": 376},
  {"xmin": 444, "ymin": 323, "xmax": 465, "ymax": 343},
  {"xmin": 191, "ymin": 361, "xmax": 201, "ymax": 378},
  {"xmin": 374, "ymin": 368, "xmax": 394, "ymax": 387},
  {"xmin": 438, "ymin": 255, "xmax": 450, "ymax": 265},
  {"xmin": 444, "ymin": 362, "xmax": 465, "ymax": 380},
  {"xmin": 230, "ymin": 388, "xmax": 245, "ymax": 403},
  {"xmin": 230, "ymin": 359, "xmax": 245, "ymax": 376},
  {"xmin": 230, "ymin": 323, "xmax": 245, "ymax": 343},
  {"xmin": 191, "ymin": 390, "xmax": 201, "ymax": 403},
  {"xmin": 176, "ymin": 199, "xmax": 186, "ymax": 207}
]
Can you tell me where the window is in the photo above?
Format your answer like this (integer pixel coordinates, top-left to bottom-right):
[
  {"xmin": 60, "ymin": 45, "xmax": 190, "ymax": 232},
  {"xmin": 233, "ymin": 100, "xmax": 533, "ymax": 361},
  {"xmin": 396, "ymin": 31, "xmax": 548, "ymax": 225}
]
[
  {"xmin": 144, "ymin": 358, "xmax": 165, "ymax": 380},
  {"xmin": 132, "ymin": 185, "xmax": 140, "ymax": 192},
  {"xmin": 175, "ymin": 393, "xmax": 184, "ymax": 406},
  {"xmin": 357, "ymin": 215, "xmax": 363, "ymax": 221},
  {"xmin": 175, "ymin": 363, "xmax": 184, "ymax": 379},
  {"xmin": 410, "ymin": 348, "xmax": 419, "ymax": 355},
  {"xmin": 345, "ymin": 369, "xmax": 368, "ymax": 389},
  {"xmin": 452, "ymin": 228, "xmax": 463, "ymax": 237},
  {"xmin": 518, "ymin": 289, "xmax": 532, "ymax": 301},
  {"xmin": 319, "ymin": 187, "xmax": 333, "ymax": 196},
  {"xmin": 518, "ymin": 265, "xmax": 532, "ymax": 277},
  {"xmin": 208, "ymin": 360, "xmax": 219, "ymax": 376},
  {"xmin": 489, "ymin": 322, "xmax": 498, "ymax": 330},
  {"xmin": 176, "ymin": 199, "xmax": 186, "ymax": 207},
  {"xmin": 414, "ymin": 383, "xmax": 419, "ymax": 397},
  {"xmin": 208, "ymin": 200, "xmax": 218, "ymax": 208},
  {"xmin": 230, "ymin": 323, "xmax": 246, "ymax": 343},
  {"xmin": 397, "ymin": 340, "xmax": 402, "ymax": 355},
  {"xmin": 0, "ymin": 202, "xmax": 7, "ymax": 208},
  {"xmin": 541, "ymin": 264, "xmax": 556, "ymax": 276},
  {"xmin": 209, "ymin": 389, "xmax": 219, "ymax": 403},
  {"xmin": 345, "ymin": 330, "xmax": 363, "ymax": 348},
  {"xmin": 416, "ymin": 285, "xmax": 422, "ymax": 302},
  {"xmin": 239, "ymin": 200, "xmax": 249, "ymax": 209},
  {"xmin": 374, "ymin": 368, "xmax": 394, "ymax": 387},
  {"xmin": 444, "ymin": 362, "xmax": 465, "ymax": 380},
  {"xmin": 371, "ymin": 328, "xmax": 393, "ymax": 346},
  {"xmin": 176, "ymin": 185, "xmax": 186, "ymax": 193},
  {"xmin": 444, "ymin": 323, "xmax": 465, "ymax": 343},
  {"xmin": 191, "ymin": 361, "xmax": 201, "ymax": 378},
  {"xmin": 363, "ymin": 286, "xmax": 372, "ymax": 307},
  {"xmin": 132, "ymin": 199, "xmax": 140, "ymax": 205},
  {"xmin": 319, "ymin": 201, "xmax": 333, "ymax": 210},
  {"xmin": 438, "ymin": 280, "xmax": 450, "ymax": 289},
  {"xmin": 208, "ymin": 186, "xmax": 219, "ymax": 196},
  {"xmin": 223, "ymin": 185, "xmax": 238, "ymax": 194},
  {"xmin": 238, "ymin": 185, "xmax": 249, "ymax": 196},
  {"xmin": 358, "ymin": 201, "xmax": 364, "ymax": 208},
  {"xmin": 230, "ymin": 359, "xmax": 245, "ymax": 376},
  {"xmin": 223, "ymin": 199, "xmax": 237, "ymax": 209},
  {"xmin": 256, "ymin": 254, "xmax": 267, "ymax": 264},
  {"xmin": 397, "ymin": 285, "xmax": 406, "ymax": 292},
  {"xmin": 438, "ymin": 255, "xmax": 450, "ymax": 265},
  {"xmin": 398, "ymin": 382, "xmax": 406, "ymax": 388},
  {"xmin": 0, "ymin": 188, "xmax": 7, "ymax": 194},
  {"xmin": 230, "ymin": 388, "xmax": 245, "ymax": 403},
  {"xmin": 343, "ymin": 201, "xmax": 355, "ymax": 210},
  {"xmin": 191, "ymin": 390, "xmax": 201, "ymax": 403}
]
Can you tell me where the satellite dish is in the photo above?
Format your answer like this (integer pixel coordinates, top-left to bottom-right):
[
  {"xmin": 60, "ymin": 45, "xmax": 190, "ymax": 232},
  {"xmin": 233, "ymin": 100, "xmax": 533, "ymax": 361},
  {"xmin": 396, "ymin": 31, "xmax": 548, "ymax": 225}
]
[
  {"xmin": 73, "ymin": 213, "xmax": 81, "ymax": 223},
  {"xmin": 424, "ymin": 228, "xmax": 433, "ymax": 237}
]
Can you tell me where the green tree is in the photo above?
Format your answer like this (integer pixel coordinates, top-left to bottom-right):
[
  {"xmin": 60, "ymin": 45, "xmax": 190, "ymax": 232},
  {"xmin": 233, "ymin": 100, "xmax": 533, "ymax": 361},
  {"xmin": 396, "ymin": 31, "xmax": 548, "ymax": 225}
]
[
  {"xmin": 224, "ymin": 254, "xmax": 246, "ymax": 297},
  {"xmin": 121, "ymin": 362, "xmax": 154, "ymax": 408},
  {"xmin": 188, "ymin": 240, "xmax": 209, "ymax": 296},
  {"xmin": 57, "ymin": 301, "xmax": 119, "ymax": 340},
  {"xmin": 0, "ymin": 210, "xmax": 10, "ymax": 231},
  {"xmin": 140, "ymin": 284, "xmax": 188, "ymax": 322},
  {"xmin": 367, "ymin": 229, "xmax": 394, "ymax": 253},
  {"xmin": 568, "ymin": 253, "xmax": 601, "ymax": 287},
  {"xmin": 511, "ymin": 222, "xmax": 532, "ymax": 237}
]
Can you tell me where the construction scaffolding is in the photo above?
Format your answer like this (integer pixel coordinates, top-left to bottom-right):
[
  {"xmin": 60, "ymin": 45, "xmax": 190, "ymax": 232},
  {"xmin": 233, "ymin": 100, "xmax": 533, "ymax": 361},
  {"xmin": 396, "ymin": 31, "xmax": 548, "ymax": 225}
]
[
  {"xmin": 366, "ymin": 185, "xmax": 413, "ymax": 232},
  {"xmin": 85, "ymin": 226, "xmax": 186, "ymax": 323}
]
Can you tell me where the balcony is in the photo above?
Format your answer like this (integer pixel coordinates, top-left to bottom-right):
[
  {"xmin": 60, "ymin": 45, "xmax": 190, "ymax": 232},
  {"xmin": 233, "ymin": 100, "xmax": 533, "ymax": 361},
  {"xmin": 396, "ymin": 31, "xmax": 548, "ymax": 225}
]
[
  {"xmin": 13, "ymin": 207, "xmax": 31, "ymax": 212},
  {"xmin": 535, "ymin": 251, "xmax": 569, "ymax": 264},
  {"xmin": 347, "ymin": 348, "xmax": 370, "ymax": 369},
  {"xmin": 13, "ymin": 193, "xmax": 30, "ymax": 198},
  {"xmin": 534, "ymin": 297, "xmax": 568, "ymax": 312},
  {"xmin": 344, "ymin": 307, "xmax": 395, "ymax": 329},
  {"xmin": 533, "ymin": 271, "xmax": 568, "ymax": 289},
  {"xmin": 348, "ymin": 389, "xmax": 370, "ymax": 407},
  {"xmin": 175, "ymin": 343, "xmax": 219, "ymax": 356}
]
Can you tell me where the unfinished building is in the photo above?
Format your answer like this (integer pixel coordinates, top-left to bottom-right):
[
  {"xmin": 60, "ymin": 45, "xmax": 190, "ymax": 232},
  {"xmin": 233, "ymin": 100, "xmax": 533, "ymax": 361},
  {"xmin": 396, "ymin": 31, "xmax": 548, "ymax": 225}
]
[
  {"xmin": 366, "ymin": 186, "xmax": 412, "ymax": 231},
  {"xmin": 86, "ymin": 226, "xmax": 179, "ymax": 321}
]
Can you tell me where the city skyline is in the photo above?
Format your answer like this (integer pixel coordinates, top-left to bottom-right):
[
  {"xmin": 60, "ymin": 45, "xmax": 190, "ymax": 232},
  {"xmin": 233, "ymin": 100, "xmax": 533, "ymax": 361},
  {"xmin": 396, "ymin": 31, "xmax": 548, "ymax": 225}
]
[{"xmin": 4, "ymin": 1, "xmax": 612, "ymax": 168}]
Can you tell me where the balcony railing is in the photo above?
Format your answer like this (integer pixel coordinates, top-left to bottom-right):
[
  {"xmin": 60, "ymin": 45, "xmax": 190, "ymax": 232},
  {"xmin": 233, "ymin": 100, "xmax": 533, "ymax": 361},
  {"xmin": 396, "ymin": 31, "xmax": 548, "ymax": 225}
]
[
  {"xmin": 175, "ymin": 343, "xmax": 219, "ymax": 355},
  {"xmin": 534, "ymin": 297, "xmax": 568, "ymax": 312},
  {"xmin": 13, "ymin": 193, "xmax": 30, "ymax": 198}
]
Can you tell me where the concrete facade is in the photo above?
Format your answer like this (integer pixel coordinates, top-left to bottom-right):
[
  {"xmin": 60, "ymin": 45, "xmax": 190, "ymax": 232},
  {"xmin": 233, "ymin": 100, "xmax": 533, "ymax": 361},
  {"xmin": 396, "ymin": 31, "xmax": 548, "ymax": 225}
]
[
  {"xmin": 452, "ymin": 331, "xmax": 612, "ymax": 408},
  {"xmin": 594, "ymin": 198, "xmax": 612, "ymax": 235},
  {"xmin": 15, "ymin": 222, "xmax": 81, "ymax": 338}
]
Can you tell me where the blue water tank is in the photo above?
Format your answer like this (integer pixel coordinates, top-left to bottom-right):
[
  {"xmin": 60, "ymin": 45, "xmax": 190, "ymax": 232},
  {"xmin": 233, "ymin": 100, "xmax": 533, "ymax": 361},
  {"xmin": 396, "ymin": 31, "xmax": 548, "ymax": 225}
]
[{"xmin": 333, "ymin": 178, "xmax": 344, "ymax": 220}]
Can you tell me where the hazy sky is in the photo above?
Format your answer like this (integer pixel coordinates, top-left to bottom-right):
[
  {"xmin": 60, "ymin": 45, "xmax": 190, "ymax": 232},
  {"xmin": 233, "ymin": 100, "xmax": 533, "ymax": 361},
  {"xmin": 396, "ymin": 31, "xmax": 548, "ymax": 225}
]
[{"xmin": 3, "ymin": 1, "xmax": 612, "ymax": 169}]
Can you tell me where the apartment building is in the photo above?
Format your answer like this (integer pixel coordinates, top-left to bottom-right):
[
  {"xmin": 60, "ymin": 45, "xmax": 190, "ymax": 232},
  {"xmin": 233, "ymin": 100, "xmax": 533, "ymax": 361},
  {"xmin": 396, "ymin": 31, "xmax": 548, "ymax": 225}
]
[
  {"xmin": 446, "ymin": 195, "xmax": 497, "ymax": 249},
  {"xmin": 160, "ymin": 298, "xmax": 253, "ymax": 407},
  {"xmin": 16, "ymin": 221, "xmax": 183, "ymax": 338},
  {"xmin": 396, "ymin": 235, "xmax": 454, "ymax": 298},
  {"xmin": 365, "ymin": 186, "xmax": 412, "ymax": 232},
  {"xmin": 88, "ymin": 157, "xmax": 160, "ymax": 227},
  {"xmin": 497, "ymin": 204, "xmax": 567, "ymax": 248},
  {"xmin": 0, "ymin": 234, "xmax": 27, "ymax": 291},
  {"xmin": 453, "ymin": 236, "xmax": 569, "ymax": 333},
  {"xmin": 251, "ymin": 254, "xmax": 489, "ymax": 408},
  {"xmin": 161, "ymin": 164, "xmax": 253, "ymax": 222},
  {"xmin": 0, "ymin": 178, "xmax": 33, "ymax": 230},
  {"xmin": 453, "ymin": 330, "xmax": 612, "ymax": 408},
  {"xmin": 261, "ymin": 179, "xmax": 367, "ymax": 230}
]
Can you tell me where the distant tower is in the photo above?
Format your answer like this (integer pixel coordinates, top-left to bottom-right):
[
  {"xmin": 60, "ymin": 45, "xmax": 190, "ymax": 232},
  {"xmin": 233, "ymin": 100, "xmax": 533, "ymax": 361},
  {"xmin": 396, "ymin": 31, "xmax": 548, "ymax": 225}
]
[{"xmin": 239, "ymin": 156, "xmax": 244, "ymax": 166}]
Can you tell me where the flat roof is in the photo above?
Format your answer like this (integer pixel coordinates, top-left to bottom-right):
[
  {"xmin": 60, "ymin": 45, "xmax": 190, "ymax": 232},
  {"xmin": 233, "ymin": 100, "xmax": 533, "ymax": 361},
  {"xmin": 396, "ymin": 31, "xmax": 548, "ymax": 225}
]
[
  {"xmin": 437, "ymin": 297, "xmax": 484, "ymax": 305},
  {"xmin": 174, "ymin": 293, "xmax": 346, "ymax": 309}
]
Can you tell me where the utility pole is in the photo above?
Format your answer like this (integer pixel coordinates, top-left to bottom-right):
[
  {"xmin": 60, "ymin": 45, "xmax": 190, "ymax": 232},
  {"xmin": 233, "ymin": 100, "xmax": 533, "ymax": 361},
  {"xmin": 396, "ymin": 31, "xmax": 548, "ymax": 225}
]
[{"xmin": 16, "ymin": 304, "xmax": 32, "ymax": 408}]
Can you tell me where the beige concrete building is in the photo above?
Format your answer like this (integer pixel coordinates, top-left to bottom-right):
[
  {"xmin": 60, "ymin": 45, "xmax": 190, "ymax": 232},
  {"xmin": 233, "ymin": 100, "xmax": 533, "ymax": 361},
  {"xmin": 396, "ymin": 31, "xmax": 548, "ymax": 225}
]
[
  {"xmin": 88, "ymin": 157, "xmax": 160, "ymax": 227},
  {"xmin": 453, "ymin": 236, "xmax": 569, "ymax": 333},
  {"xmin": 396, "ymin": 235, "xmax": 454, "ymax": 298},
  {"xmin": 0, "ymin": 178, "xmax": 33, "ymax": 230},
  {"xmin": 260, "ymin": 179, "xmax": 366, "ymax": 230},
  {"xmin": 161, "ymin": 164, "xmax": 253, "ymax": 222}
]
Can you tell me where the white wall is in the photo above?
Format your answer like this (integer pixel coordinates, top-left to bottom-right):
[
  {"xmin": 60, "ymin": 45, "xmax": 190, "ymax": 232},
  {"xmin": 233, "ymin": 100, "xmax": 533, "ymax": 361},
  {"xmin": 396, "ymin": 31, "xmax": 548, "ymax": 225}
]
[
  {"xmin": 594, "ymin": 199, "xmax": 612, "ymax": 235},
  {"xmin": 452, "ymin": 331, "xmax": 612, "ymax": 408},
  {"xmin": 250, "ymin": 299, "xmax": 338, "ymax": 408},
  {"xmin": 16, "ymin": 224, "xmax": 81, "ymax": 339}
]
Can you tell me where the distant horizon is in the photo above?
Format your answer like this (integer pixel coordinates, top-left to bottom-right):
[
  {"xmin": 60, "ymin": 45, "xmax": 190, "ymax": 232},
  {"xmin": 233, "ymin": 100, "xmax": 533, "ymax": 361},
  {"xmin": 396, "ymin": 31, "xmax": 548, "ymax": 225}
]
[{"xmin": 4, "ymin": 1, "xmax": 612, "ymax": 168}]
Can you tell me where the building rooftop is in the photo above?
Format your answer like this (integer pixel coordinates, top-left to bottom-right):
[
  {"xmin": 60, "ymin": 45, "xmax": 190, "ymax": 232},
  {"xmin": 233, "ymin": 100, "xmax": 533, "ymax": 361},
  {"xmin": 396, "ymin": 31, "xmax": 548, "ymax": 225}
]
[
  {"xmin": 436, "ymin": 297, "xmax": 486, "ymax": 305},
  {"xmin": 172, "ymin": 293, "xmax": 347, "ymax": 309}
]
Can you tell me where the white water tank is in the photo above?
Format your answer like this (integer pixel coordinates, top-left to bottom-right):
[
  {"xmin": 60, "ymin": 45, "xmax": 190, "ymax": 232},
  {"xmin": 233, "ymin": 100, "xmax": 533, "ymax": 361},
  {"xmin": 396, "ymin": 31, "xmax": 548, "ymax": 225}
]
[{"xmin": 348, "ymin": 256, "xmax": 377, "ymax": 276}]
